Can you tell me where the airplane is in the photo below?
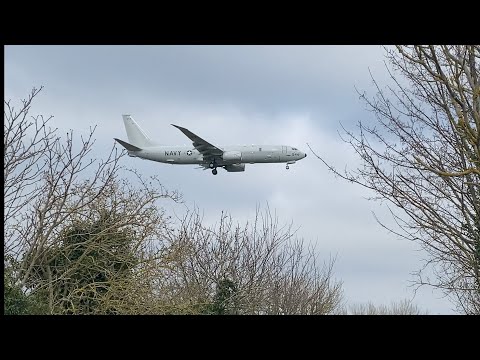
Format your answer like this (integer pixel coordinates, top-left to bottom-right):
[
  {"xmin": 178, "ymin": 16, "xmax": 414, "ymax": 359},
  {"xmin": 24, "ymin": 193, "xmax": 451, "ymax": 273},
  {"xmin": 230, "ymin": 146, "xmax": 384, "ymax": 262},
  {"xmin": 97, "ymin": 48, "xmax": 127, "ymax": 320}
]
[{"xmin": 114, "ymin": 115, "xmax": 307, "ymax": 175}]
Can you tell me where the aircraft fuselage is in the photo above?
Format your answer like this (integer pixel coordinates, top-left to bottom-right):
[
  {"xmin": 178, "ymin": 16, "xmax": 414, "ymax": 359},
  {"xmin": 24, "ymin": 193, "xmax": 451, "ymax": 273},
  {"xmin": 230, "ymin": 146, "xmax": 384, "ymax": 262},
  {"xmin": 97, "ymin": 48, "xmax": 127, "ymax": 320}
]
[
  {"xmin": 114, "ymin": 115, "xmax": 307, "ymax": 174},
  {"xmin": 130, "ymin": 144, "xmax": 305, "ymax": 167}
]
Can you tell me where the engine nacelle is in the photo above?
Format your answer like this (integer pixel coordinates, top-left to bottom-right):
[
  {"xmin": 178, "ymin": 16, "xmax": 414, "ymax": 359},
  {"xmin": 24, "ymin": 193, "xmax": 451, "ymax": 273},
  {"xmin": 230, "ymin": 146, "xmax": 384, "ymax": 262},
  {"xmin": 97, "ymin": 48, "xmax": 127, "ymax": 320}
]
[
  {"xmin": 223, "ymin": 151, "xmax": 242, "ymax": 162},
  {"xmin": 224, "ymin": 164, "xmax": 245, "ymax": 172}
]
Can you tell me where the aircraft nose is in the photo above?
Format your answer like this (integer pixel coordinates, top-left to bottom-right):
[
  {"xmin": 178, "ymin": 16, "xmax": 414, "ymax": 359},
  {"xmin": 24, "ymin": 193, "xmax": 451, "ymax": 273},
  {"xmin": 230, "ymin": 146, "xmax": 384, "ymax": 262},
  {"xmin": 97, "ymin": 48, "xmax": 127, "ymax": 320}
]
[{"xmin": 304, "ymin": 153, "xmax": 307, "ymax": 158}]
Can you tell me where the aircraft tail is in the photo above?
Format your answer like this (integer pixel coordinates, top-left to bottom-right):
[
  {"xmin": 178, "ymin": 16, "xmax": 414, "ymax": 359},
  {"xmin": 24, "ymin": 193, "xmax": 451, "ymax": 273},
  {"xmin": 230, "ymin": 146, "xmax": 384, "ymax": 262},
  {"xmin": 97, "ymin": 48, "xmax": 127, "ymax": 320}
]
[
  {"xmin": 122, "ymin": 114, "xmax": 157, "ymax": 148},
  {"xmin": 114, "ymin": 138, "xmax": 142, "ymax": 152}
]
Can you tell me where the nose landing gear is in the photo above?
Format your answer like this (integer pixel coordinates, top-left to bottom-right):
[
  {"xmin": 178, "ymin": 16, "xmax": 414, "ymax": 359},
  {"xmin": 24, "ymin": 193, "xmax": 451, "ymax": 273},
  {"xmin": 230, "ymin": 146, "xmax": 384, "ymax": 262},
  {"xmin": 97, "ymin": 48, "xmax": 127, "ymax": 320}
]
[
  {"xmin": 212, "ymin": 168, "xmax": 218, "ymax": 175},
  {"xmin": 286, "ymin": 160, "xmax": 296, "ymax": 170}
]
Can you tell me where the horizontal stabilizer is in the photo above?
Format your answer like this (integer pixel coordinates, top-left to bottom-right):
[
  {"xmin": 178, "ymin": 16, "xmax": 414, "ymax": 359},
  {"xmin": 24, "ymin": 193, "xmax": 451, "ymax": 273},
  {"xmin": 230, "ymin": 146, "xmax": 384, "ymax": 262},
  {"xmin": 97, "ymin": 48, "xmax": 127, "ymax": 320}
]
[{"xmin": 114, "ymin": 138, "xmax": 142, "ymax": 151}]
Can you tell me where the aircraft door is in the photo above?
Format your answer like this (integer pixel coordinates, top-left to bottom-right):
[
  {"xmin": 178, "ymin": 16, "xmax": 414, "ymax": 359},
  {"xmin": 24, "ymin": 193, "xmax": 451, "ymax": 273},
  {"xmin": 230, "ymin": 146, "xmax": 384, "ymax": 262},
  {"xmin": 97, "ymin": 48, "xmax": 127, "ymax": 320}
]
[{"xmin": 280, "ymin": 146, "xmax": 287, "ymax": 162}]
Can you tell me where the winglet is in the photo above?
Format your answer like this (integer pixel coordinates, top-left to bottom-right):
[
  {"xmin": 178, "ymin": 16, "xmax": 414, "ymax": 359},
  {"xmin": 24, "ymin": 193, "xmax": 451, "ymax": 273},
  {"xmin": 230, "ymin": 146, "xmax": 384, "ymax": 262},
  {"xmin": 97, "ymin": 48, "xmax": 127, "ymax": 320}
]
[
  {"xmin": 114, "ymin": 138, "xmax": 142, "ymax": 151},
  {"xmin": 171, "ymin": 124, "xmax": 192, "ymax": 138}
]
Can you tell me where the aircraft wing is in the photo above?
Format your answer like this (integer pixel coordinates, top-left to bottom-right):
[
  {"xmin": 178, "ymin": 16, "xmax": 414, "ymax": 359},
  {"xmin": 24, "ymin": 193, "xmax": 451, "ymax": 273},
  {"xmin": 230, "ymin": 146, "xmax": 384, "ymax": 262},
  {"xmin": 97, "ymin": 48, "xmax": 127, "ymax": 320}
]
[{"xmin": 171, "ymin": 124, "xmax": 224, "ymax": 161}]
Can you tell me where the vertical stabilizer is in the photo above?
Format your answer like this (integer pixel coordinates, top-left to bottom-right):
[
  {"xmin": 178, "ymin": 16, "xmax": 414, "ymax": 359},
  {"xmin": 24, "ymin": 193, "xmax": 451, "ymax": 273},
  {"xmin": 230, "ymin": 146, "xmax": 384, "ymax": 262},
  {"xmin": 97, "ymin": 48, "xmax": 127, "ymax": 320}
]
[{"xmin": 122, "ymin": 115, "xmax": 157, "ymax": 147}]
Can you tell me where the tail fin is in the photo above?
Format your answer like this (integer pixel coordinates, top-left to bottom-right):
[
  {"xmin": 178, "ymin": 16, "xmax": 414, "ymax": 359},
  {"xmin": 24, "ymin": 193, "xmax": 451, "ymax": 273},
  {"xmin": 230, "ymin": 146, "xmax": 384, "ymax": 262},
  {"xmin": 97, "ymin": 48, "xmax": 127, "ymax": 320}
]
[{"xmin": 122, "ymin": 115, "xmax": 157, "ymax": 147}]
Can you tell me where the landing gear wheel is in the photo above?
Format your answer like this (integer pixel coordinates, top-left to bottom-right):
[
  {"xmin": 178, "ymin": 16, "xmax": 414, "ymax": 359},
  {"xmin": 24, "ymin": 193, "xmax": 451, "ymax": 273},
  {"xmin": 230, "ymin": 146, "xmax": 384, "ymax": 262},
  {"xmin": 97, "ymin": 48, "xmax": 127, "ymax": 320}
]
[
  {"xmin": 209, "ymin": 162, "xmax": 215, "ymax": 169},
  {"xmin": 212, "ymin": 169, "xmax": 218, "ymax": 175},
  {"xmin": 286, "ymin": 165, "xmax": 290, "ymax": 170}
]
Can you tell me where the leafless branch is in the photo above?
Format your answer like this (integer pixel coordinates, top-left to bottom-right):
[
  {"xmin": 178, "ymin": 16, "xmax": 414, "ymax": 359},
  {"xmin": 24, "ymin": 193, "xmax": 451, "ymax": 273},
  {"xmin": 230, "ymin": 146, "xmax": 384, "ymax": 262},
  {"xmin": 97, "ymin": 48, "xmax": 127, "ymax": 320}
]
[{"xmin": 310, "ymin": 45, "xmax": 480, "ymax": 314}]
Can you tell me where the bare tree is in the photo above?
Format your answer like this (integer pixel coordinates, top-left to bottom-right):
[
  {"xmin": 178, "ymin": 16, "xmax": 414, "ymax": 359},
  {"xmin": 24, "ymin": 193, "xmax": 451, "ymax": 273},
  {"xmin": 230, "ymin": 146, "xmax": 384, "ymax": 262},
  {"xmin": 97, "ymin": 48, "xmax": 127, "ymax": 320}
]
[
  {"xmin": 345, "ymin": 299, "xmax": 427, "ymax": 315},
  {"xmin": 156, "ymin": 207, "xmax": 344, "ymax": 315},
  {"xmin": 309, "ymin": 46, "xmax": 480, "ymax": 314},
  {"xmin": 4, "ymin": 87, "xmax": 181, "ymax": 314}
]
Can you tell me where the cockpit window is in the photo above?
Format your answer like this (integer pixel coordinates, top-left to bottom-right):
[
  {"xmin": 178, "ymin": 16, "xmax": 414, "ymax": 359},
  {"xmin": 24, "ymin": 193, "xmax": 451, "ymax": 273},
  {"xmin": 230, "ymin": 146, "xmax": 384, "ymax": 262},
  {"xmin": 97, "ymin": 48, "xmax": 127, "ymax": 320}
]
[{"xmin": 292, "ymin": 147, "xmax": 298, "ymax": 150}]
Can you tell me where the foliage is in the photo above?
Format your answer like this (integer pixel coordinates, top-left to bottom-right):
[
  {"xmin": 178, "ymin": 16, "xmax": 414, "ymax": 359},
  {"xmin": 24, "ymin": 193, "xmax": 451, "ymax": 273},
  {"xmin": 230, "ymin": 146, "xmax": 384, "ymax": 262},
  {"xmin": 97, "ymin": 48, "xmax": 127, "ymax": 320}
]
[
  {"xmin": 203, "ymin": 279, "xmax": 239, "ymax": 315},
  {"xmin": 4, "ymin": 263, "xmax": 47, "ymax": 315},
  {"xmin": 4, "ymin": 87, "xmax": 180, "ymax": 314},
  {"xmin": 24, "ymin": 212, "xmax": 138, "ymax": 314}
]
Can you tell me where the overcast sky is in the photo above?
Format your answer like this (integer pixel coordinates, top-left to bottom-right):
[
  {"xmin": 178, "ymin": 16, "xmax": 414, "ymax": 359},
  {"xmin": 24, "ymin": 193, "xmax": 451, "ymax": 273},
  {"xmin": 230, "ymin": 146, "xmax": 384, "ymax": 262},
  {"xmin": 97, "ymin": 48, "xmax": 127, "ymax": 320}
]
[{"xmin": 5, "ymin": 45, "xmax": 456, "ymax": 314}]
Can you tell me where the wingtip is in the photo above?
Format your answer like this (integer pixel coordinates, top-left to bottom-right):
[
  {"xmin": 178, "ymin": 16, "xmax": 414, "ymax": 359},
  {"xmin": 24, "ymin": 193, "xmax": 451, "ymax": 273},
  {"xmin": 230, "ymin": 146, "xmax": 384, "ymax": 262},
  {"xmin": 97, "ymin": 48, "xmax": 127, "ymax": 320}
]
[{"xmin": 171, "ymin": 124, "xmax": 185, "ymax": 130}]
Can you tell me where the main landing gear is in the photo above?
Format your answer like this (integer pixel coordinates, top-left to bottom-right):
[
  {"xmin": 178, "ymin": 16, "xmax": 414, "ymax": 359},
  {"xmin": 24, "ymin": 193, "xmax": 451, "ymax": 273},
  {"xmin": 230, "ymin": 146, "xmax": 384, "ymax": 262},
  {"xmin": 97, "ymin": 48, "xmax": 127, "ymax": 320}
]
[
  {"xmin": 209, "ymin": 161, "xmax": 218, "ymax": 175},
  {"xmin": 286, "ymin": 164, "xmax": 290, "ymax": 170}
]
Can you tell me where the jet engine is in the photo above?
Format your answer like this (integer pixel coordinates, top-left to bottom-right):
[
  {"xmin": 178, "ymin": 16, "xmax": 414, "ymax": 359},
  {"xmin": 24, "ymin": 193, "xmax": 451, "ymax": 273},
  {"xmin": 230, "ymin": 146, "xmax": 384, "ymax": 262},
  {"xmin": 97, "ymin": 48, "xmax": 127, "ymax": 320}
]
[
  {"xmin": 224, "ymin": 164, "xmax": 245, "ymax": 172},
  {"xmin": 222, "ymin": 151, "xmax": 242, "ymax": 162}
]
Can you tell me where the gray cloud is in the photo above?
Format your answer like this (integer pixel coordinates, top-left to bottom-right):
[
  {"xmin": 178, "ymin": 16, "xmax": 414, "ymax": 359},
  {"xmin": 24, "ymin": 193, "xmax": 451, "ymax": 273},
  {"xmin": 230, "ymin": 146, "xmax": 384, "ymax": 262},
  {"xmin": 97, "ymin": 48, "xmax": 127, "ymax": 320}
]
[
  {"xmin": 5, "ymin": 45, "xmax": 390, "ymax": 132},
  {"xmin": 4, "ymin": 45, "xmax": 454, "ymax": 314}
]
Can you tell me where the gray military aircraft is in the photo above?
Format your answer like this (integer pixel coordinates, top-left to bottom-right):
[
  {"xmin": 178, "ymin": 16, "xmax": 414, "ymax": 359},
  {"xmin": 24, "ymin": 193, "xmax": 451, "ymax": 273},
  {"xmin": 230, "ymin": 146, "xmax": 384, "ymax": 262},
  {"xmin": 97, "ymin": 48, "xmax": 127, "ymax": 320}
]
[{"xmin": 114, "ymin": 115, "xmax": 307, "ymax": 175}]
